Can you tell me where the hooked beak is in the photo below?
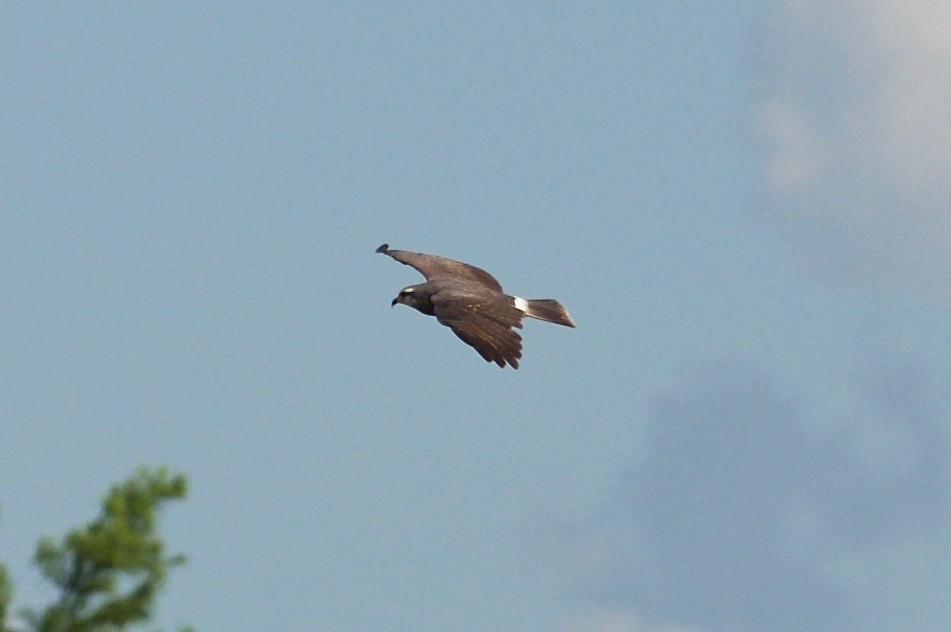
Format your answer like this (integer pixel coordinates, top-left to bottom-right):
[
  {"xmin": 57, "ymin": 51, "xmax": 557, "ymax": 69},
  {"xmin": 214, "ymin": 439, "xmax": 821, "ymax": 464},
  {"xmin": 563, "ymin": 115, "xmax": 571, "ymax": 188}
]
[{"xmin": 391, "ymin": 297, "xmax": 398, "ymax": 307}]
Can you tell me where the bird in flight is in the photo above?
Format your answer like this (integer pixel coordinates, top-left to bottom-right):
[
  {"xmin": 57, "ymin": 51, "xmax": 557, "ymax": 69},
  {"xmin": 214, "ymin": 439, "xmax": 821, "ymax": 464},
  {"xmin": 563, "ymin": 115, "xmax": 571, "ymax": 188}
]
[{"xmin": 376, "ymin": 244, "xmax": 575, "ymax": 369}]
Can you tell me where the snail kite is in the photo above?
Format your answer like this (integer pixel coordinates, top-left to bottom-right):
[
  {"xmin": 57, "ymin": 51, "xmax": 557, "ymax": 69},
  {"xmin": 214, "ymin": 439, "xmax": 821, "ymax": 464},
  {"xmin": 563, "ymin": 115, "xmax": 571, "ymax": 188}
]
[{"xmin": 376, "ymin": 243, "xmax": 575, "ymax": 369}]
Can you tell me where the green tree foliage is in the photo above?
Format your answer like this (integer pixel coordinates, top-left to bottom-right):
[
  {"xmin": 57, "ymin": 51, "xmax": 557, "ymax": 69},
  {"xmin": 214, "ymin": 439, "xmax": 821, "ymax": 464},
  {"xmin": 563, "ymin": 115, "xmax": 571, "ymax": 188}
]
[
  {"xmin": 0, "ymin": 505, "xmax": 11, "ymax": 626},
  {"xmin": 3, "ymin": 467, "xmax": 191, "ymax": 632},
  {"xmin": 0, "ymin": 563, "xmax": 11, "ymax": 629}
]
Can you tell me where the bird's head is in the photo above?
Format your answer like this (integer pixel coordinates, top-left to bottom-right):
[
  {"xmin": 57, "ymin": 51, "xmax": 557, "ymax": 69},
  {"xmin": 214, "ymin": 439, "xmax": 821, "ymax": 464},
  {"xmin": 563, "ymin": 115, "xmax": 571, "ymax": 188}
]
[
  {"xmin": 392, "ymin": 286, "xmax": 418, "ymax": 308},
  {"xmin": 390, "ymin": 284, "xmax": 434, "ymax": 315}
]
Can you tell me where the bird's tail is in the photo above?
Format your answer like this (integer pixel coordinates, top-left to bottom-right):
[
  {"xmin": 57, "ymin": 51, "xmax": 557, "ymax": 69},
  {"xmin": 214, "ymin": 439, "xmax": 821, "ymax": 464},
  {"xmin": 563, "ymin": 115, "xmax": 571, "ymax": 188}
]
[{"xmin": 517, "ymin": 298, "xmax": 576, "ymax": 328}]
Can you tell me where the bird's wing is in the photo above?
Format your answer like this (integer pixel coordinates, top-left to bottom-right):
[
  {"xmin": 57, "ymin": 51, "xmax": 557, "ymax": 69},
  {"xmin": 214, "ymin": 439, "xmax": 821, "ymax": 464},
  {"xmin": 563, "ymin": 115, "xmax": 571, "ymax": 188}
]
[
  {"xmin": 375, "ymin": 244, "xmax": 504, "ymax": 292},
  {"xmin": 432, "ymin": 291, "xmax": 525, "ymax": 369}
]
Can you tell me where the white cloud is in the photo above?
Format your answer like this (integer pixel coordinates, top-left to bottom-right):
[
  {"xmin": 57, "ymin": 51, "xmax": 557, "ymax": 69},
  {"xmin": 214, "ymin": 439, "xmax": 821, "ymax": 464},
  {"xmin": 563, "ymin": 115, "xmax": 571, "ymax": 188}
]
[
  {"xmin": 754, "ymin": 99, "xmax": 823, "ymax": 193},
  {"xmin": 557, "ymin": 608, "xmax": 704, "ymax": 632},
  {"xmin": 753, "ymin": 0, "xmax": 951, "ymax": 299},
  {"xmin": 540, "ymin": 358, "xmax": 950, "ymax": 632}
]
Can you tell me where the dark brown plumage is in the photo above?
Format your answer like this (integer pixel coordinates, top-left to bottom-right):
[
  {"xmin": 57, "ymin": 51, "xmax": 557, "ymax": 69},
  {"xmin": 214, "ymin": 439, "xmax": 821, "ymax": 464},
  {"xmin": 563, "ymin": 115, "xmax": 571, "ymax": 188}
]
[{"xmin": 376, "ymin": 244, "xmax": 575, "ymax": 369}]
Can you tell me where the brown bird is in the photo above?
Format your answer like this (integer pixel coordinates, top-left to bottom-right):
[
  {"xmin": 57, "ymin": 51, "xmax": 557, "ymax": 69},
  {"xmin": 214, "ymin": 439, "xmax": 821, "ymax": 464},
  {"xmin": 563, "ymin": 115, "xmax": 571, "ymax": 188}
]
[{"xmin": 376, "ymin": 244, "xmax": 575, "ymax": 369}]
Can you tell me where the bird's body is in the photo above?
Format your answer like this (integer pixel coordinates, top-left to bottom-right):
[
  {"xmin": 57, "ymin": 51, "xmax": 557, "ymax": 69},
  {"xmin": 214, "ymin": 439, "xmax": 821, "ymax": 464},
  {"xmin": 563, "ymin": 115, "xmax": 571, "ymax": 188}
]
[{"xmin": 376, "ymin": 244, "xmax": 575, "ymax": 369}]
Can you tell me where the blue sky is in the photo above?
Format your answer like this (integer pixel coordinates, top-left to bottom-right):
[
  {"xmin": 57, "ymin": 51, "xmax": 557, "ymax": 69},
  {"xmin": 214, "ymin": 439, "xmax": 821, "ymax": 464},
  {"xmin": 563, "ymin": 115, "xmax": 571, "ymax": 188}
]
[{"xmin": 1, "ymin": 3, "xmax": 948, "ymax": 631}]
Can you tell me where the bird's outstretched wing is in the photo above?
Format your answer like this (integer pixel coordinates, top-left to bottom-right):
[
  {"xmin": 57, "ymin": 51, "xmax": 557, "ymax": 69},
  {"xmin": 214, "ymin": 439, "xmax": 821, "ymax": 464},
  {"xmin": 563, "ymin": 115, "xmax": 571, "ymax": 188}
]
[
  {"xmin": 376, "ymin": 244, "xmax": 504, "ymax": 292},
  {"xmin": 432, "ymin": 291, "xmax": 525, "ymax": 368}
]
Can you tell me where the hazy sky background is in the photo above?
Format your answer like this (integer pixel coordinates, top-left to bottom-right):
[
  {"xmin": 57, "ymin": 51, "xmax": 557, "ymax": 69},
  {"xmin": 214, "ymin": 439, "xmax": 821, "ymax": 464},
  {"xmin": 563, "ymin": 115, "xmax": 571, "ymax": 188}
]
[{"xmin": 1, "ymin": 3, "xmax": 948, "ymax": 631}]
